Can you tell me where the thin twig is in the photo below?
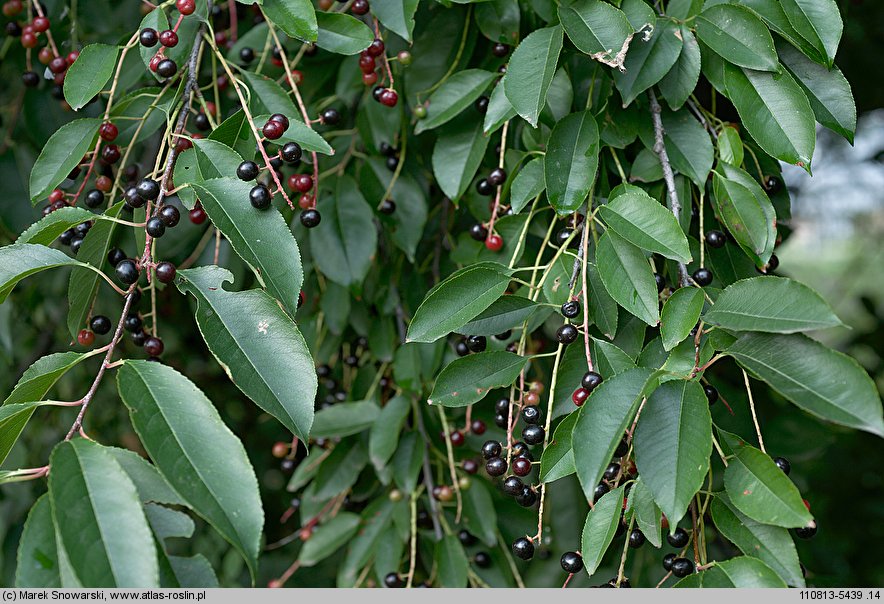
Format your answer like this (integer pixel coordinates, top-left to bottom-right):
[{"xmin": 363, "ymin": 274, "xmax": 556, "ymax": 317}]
[{"xmin": 743, "ymin": 369, "xmax": 766, "ymax": 453}]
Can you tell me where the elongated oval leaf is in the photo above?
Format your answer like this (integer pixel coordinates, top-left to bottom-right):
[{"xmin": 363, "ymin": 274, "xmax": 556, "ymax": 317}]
[
  {"xmin": 16, "ymin": 495, "xmax": 60, "ymax": 587},
  {"xmin": 695, "ymin": 4, "xmax": 778, "ymax": 71},
  {"xmin": 504, "ymin": 25, "xmax": 564, "ymax": 127},
  {"xmin": 625, "ymin": 478, "xmax": 663, "ymax": 547},
  {"xmin": 704, "ymin": 276, "xmax": 841, "ymax": 332},
  {"xmin": 428, "ymin": 351, "xmax": 528, "ymax": 407},
  {"xmin": 432, "ymin": 114, "xmax": 489, "ymax": 202},
  {"xmin": 482, "ymin": 75, "xmax": 517, "ymax": 134},
  {"xmin": 117, "ymin": 360, "xmax": 263, "ymax": 580},
  {"xmin": 177, "ymin": 266, "xmax": 316, "ymax": 441},
  {"xmin": 0, "ymin": 244, "xmax": 87, "ymax": 303},
  {"xmin": 559, "ymin": 0, "xmax": 634, "ymax": 58},
  {"xmin": 725, "ymin": 332, "xmax": 884, "ymax": 436},
  {"xmin": 613, "ymin": 20, "xmax": 682, "ymax": 106},
  {"xmin": 436, "ymin": 535, "xmax": 469, "ymax": 588},
  {"xmin": 64, "ymin": 44, "xmax": 119, "ymax": 110},
  {"xmin": 661, "ymin": 287, "xmax": 704, "ymax": 351},
  {"xmin": 724, "ymin": 444, "xmax": 813, "ymax": 528},
  {"xmin": 509, "ymin": 157, "xmax": 545, "ymax": 214},
  {"xmin": 316, "ymin": 12, "xmax": 373, "ymax": 55},
  {"xmin": 539, "ymin": 411, "xmax": 578, "ymax": 483},
  {"xmin": 634, "ymin": 380, "xmax": 711, "ymax": 526},
  {"xmin": 371, "ymin": 0, "xmax": 418, "ymax": 42},
  {"xmin": 311, "ymin": 400, "xmax": 379, "ymax": 438},
  {"xmin": 415, "ymin": 69, "xmax": 497, "ymax": 134},
  {"xmin": 49, "ymin": 439, "xmax": 159, "ymax": 587},
  {"xmin": 458, "ymin": 295, "xmax": 539, "ymax": 337},
  {"xmin": 16, "ymin": 207, "xmax": 96, "ymax": 245},
  {"xmin": 190, "ymin": 177, "xmax": 303, "ymax": 316},
  {"xmin": 407, "ymin": 263, "xmax": 513, "ymax": 343},
  {"xmin": 658, "ymin": 26, "xmax": 701, "ymax": 110},
  {"xmin": 262, "ymin": 0, "xmax": 318, "ymax": 42},
  {"xmin": 544, "ymin": 110, "xmax": 600, "ymax": 215},
  {"xmin": 580, "ymin": 486, "xmax": 625, "ymax": 576},
  {"xmin": 5, "ymin": 351, "xmax": 91, "ymax": 405},
  {"xmin": 298, "ymin": 513, "xmax": 361, "ymax": 566},
  {"xmin": 780, "ymin": 0, "xmax": 842, "ymax": 67},
  {"xmin": 712, "ymin": 164, "xmax": 776, "ymax": 265},
  {"xmin": 598, "ymin": 189, "xmax": 692, "ymax": 262},
  {"xmin": 596, "ymin": 231, "xmax": 660, "ymax": 326},
  {"xmin": 29, "ymin": 119, "xmax": 101, "ymax": 203},
  {"xmin": 675, "ymin": 556, "xmax": 787, "ymax": 588},
  {"xmin": 369, "ymin": 395, "xmax": 411, "ymax": 470},
  {"xmin": 0, "ymin": 402, "xmax": 45, "ymax": 465}
]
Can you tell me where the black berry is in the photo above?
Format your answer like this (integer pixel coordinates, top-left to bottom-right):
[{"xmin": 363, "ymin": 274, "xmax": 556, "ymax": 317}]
[
  {"xmin": 503, "ymin": 476, "xmax": 523, "ymax": 496},
  {"xmin": 692, "ymin": 268, "xmax": 713, "ymax": 286},
  {"xmin": 140, "ymin": 28, "xmax": 158, "ymax": 47},
  {"xmin": 476, "ymin": 178, "xmax": 494, "ymax": 196},
  {"xmin": 522, "ymin": 424, "xmax": 544, "ymax": 446},
  {"xmin": 250, "ymin": 184, "xmax": 272, "ymax": 210},
  {"xmin": 521, "ymin": 405, "xmax": 541, "ymax": 425},
  {"xmin": 300, "ymin": 209, "xmax": 321, "ymax": 228},
  {"xmin": 237, "ymin": 161, "xmax": 260, "ymax": 181},
  {"xmin": 107, "ymin": 247, "xmax": 126, "ymax": 267},
  {"xmin": 383, "ymin": 573, "xmax": 403, "ymax": 588},
  {"xmin": 155, "ymin": 261, "xmax": 176, "ymax": 284},
  {"xmin": 474, "ymin": 552, "xmax": 491, "ymax": 568},
  {"xmin": 667, "ymin": 527, "xmax": 689, "ymax": 548},
  {"xmin": 321, "ymin": 108, "xmax": 341, "ymax": 125},
  {"xmin": 465, "ymin": 335, "xmax": 486, "ymax": 353},
  {"xmin": 662, "ymin": 553, "xmax": 676, "ymax": 571},
  {"xmin": 469, "ymin": 223, "xmax": 488, "ymax": 241},
  {"xmin": 115, "ymin": 259, "xmax": 139, "ymax": 285},
  {"xmin": 774, "ymin": 456, "xmax": 791, "ymax": 475},
  {"xmin": 146, "ymin": 217, "xmax": 165, "ymax": 238},
  {"xmin": 561, "ymin": 300, "xmax": 580, "ymax": 318},
  {"xmin": 488, "ymin": 168, "xmax": 506, "ymax": 186},
  {"xmin": 671, "ymin": 557, "xmax": 694, "ymax": 578},
  {"xmin": 85, "ymin": 189, "xmax": 104, "ymax": 208},
  {"xmin": 628, "ymin": 528, "xmax": 646, "ymax": 548},
  {"xmin": 90, "ymin": 315, "xmax": 111, "ymax": 335},
  {"xmin": 556, "ymin": 324, "xmax": 578, "ymax": 345},
  {"xmin": 512, "ymin": 537, "xmax": 534, "ymax": 560},
  {"xmin": 705, "ymin": 230, "xmax": 726, "ymax": 248},
  {"xmin": 159, "ymin": 205, "xmax": 180, "ymax": 227},
  {"xmin": 561, "ymin": 551, "xmax": 583, "ymax": 574},
  {"xmin": 593, "ymin": 482, "xmax": 610, "ymax": 502},
  {"xmin": 485, "ymin": 456, "xmax": 507, "ymax": 477},
  {"xmin": 280, "ymin": 142, "xmax": 302, "ymax": 164},
  {"xmin": 481, "ymin": 440, "xmax": 502, "ymax": 459},
  {"xmin": 156, "ymin": 59, "xmax": 177, "ymax": 78},
  {"xmin": 703, "ymin": 383, "xmax": 718, "ymax": 404},
  {"xmin": 379, "ymin": 199, "xmax": 396, "ymax": 215}
]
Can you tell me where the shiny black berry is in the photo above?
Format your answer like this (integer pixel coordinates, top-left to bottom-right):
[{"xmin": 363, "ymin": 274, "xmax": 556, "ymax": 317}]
[
  {"xmin": 85, "ymin": 189, "xmax": 104, "ymax": 208},
  {"xmin": 515, "ymin": 485, "xmax": 537, "ymax": 507},
  {"xmin": 455, "ymin": 340, "xmax": 470, "ymax": 356},
  {"xmin": 458, "ymin": 530, "xmax": 477, "ymax": 546},
  {"xmin": 671, "ymin": 557, "xmax": 694, "ymax": 578},
  {"xmin": 774, "ymin": 456, "xmax": 791, "ymax": 475},
  {"xmin": 628, "ymin": 528, "xmax": 646, "ymax": 548},
  {"xmin": 662, "ymin": 553, "xmax": 676, "ymax": 571},
  {"xmin": 474, "ymin": 552, "xmax": 492, "ymax": 568},
  {"xmin": 703, "ymin": 383, "xmax": 718, "ymax": 405},
  {"xmin": 236, "ymin": 160, "xmax": 259, "ymax": 181},
  {"xmin": 556, "ymin": 324, "xmax": 578, "ymax": 344},
  {"xmin": 561, "ymin": 300, "xmax": 580, "ymax": 318},
  {"xmin": 280, "ymin": 142, "xmax": 302, "ymax": 164},
  {"xmin": 593, "ymin": 482, "xmax": 610, "ymax": 502},
  {"xmin": 476, "ymin": 178, "xmax": 494, "ymax": 196},
  {"xmin": 383, "ymin": 573, "xmax": 403, "ymax": 588},
  {"xmin": 582, "ymin": 371, "xmax": 603, "ymax": 392},
  {"xmin": 481, "ymin": 440, "xmax": 502, "ymax": 460},
  {"xmin": 705, "ymin": 230, "xmax": 726, "ymax": 248},
  {"xmin": 561, "ymin": 551, "xmax": 583, "ymax": 574},
  {"xmin": 512, "ymin": 537, "xmax": 534, "ymax": 560},
  {"xmin": 692, "ymin": 268, "xmax": 713, "ymax": 286},
  {"xmin": 156, "ymin": 59, "xmax": 177, "ymax": 78},
  {"xmin": 521, "ymin": 405, "xmax": 541, "ymax": 425},
  {"xmin": 485, "ymin": 457, "xmax": 507, "ymax": 477},
  {"xmin": 503, "ymin": 476, "xmax": 523, "ymax": 496},
  {"xmin": 300, "ymin": 209, "xmax": 321, "ymax": 228},
  {"xmin": 125, "ymin": 186, "xmax": 145, "ymax": 209},
  {"xmin": 146, "ymin": 217, "xmax": 165, "ymax": 238},
  {"xmin": 488, "ymin": 168, "xmax": 506, "ymax": 187},
  {"xmin": 250, "ymin": 184, "xmax": 272, "ymax": 210},
  {"xmin": 22, "ymin": 71, "xmax": 40, "ymax": 87},
  {"xmin": 379, "ymin": 198, "xmax": 396, "ymax": 215},
  {"xmin": 466, "ymin": 335, "xmax": 486, "ymax": 353},
  {"xmin": 115, "ymin": 259, "xmax": 139, "ymax": 285},
  {"xmin": 469, "ymin": 223, "xmax": 488, "ymax": 241},
  {"xmin": 239, "ymin": 47, "xmax": 255, "ymax": 64},
  {"xmin": 667, "ymin": 527, "xmax": 690, "ymax": 548},
  {"xmin": 90, "ymin": 315, "xmax": 112, "ymax": 335},
  {"xmin": 159, "ymin": 204, "xmax": 180, "ymax": 227},
  {"xmin": 603, "ymin": 462, "xmax": 620, "ymax": 481},
  {"xmin": 522, "ymin": 424, "xmax": 544, "ymax": 446},
  {"xmin": 321, "ymin": 108, "xmax": 341, "ymax": 125},
  {"xmin": 140, "ymin": 28, "xmax": 159, "ymax": 47},
  {"xmin": 107, "ymin": 247, "xmax": 126, "ymax": 267}
]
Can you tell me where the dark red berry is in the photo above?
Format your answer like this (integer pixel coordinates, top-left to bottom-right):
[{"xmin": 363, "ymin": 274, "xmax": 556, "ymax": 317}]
[
  {"xmin": 512, "ymin": 457, "xmax": 532, "ymax": 477},
  {"xmin": 189, "ymin": 207, "xmax": 207, "ymax": 224},
  {"xmin": 351, "ymin": 0, "xmax": 369, "ymax": 15},
  {"xmin": 485, "ymin": 234, "xmax": 503, "ymax": 251},
  {"xmin": 263, "ymin": 120, "xmax": 285, "ymax": 140},
  {"xmin": 155, "ymin": 261, "xmax": 176, "ymax": 284},
  {"xmin": 176, "ymin": 0, "xmax": 196, "ymax": 15},
  {"xmin": 379, "ymin": 88, "xmax": 398, "ymax": 107},
  {"xmin": 98, "ymin": 122, "xmax": 118, "ymax": 142},
  {"xmin": 144, "ymin": 336, "xmax": 164, "ymax": 356},
  {"xmin": 77, "ymin": 329, "xmax": 95, "ymax": 347},
  {"xmin": 159, "ymin": 30, "xmax": 178, "ymax": 48}
]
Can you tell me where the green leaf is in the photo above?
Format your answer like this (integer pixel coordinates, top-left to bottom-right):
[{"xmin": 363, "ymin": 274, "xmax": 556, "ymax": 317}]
[
  {"xmin": 262, "ymin": 0, "xmax": 318, "ymax": 42},
  {"xmin": 780, "ymin": 0, "xmax": 842, "ymax": 67},
  {"xmin": 309, "ymin": 175, "xmax": 377, "ymax": 288},
  {"xmin": 253, "ymin": 112, "xmax": 334, "ymax": 155},
  {"xmin": 314, "ymin": 440, "xmax": 368, "ymax": 499},
  {"xmin": 461, "ymin": 480, "xmax": 498, "ymax": 547},
  {"xmin": 106, "ymin": 447, "xmax": 186, "ymax": 507},
  {"xmin": 177, "ymin": 266, "xmax": 317, "ymax": 441},
  {"xmin": 661, "ymin": 287, "xmax": 704, "ymax": 351},
  {"xmin": 0, "ymin": 402, "xmax": 44, "ymax": 465},
  {"xmin": 435, "ymin": 535, "xmax": 469, "ymax": 588},
  {"xmin": 596, "ymin": 231, "xmax": 660, "ymax": 326},
  {"xmin": 49, "ymin": 439, "xmax": 159, "ymax": 587},
  {"xmin": 634, "ymin": 380, "xmax": 711, "ymax": 526},
  {"xmin": 371, "ymin": 0, "xmax": 418, "ymax": 42},
  {"xmin": 725, "ymin": 332, "xmax": 884, "ymax": 436},
  {"xmin": 658, "ymin": 110, "xmax": 714, "ymax": 188},
  {"xmin": 591, "ymin": 337, "xmax": 637, "ymax": 377},
  {"xmin": 17, "ymin": 208, "xmax": 97, "ymax": 246},
  {"xmin": 580, "ymin": 486, "xmax": 625, "ymax": 576},
  {"xmin": 5, "ymin": 351, "xmax": 90, "ymax": 405},
  {"xmin": 16, "ymin": 495, "xmax": 60, "ymax": 587},
  {"xmin": 482, "ymin": 75, "xmax": 518, "ymax": 135},
  {"xmin": 539, "ymin": 411, "xmax": 578, "ymax": 483},
  {"xmin": 432, "ymin": 114, "xmax": 489, "ymax": 202},
  {"xmin": 558, "ymin": 0, "xmax": 634, "ymax": 59},
  {"xmin": 29, "ymin": 119, "xmax": 101, "ymax": 203},
  {"xmin": 778, "ymin": 42, "xmax": 856, "ymax": 144},
  {"xmin": 658, "ymin": 26, "xmax": 701, "ymax": 110},
  {"xmin": 475, "ymin": 0, "xmax": 520, "ymax": 45},
  {"xmin": 298, "ymin": 513, "xmax": 361, "ymax": 566},
  {"xmin": 724, "ymin": 444, "xmax": 814, "ymax": 528},
  {"xmin": 337, "ymin": 499, "xmax": 400, "ymax": 586},
  {"xmin": 429, "ymin": 351, "xmax": 529, "ymax": 408},
  {"xmin": 725, "ymin": 66, "xmax": 816, "ymax": 170},
  {"xmin": 459, "ymin": 295, "xmax": 540, "ymax": 337},
  {"xmin": 695, "ymin": 4, "xmax": 778, "ymax": 71},
  {"xmin": 63, "ymin": 44, "xmax": 119, "ymax": 111},
  {"xmin": 675, "ymin": 556, "xmax": 787, "ymax": 588},
  {"xmin": 711, "ymin": 494, "xmax": 805, "ymax": 587},
  {"xmin": 189, "ymin": 178, "xmax": 303, "ymax": 316},
  {"xmin": 312, "ymin": 400, "xmax": 380, "ymax": 438},
  {"xmin": 704, "ymin": 276, "xmax": 842, "ymax": 332},
  {"xmin": 509, "ymin": 157, "xmax": 545, "ymax": 214},
  {"xmin": 613, "ymin": 20, "xmax": 682, "ymax": 107},
  {"xmin": 712, "ymin": 163, "xmax": 776, "ymax": 265},
  {"xmin": 369, "ymin": 395, "xmax": 411, "ymax": 470},
  {"xmin": 391, "ymin": 432, "xmax": 423, "ymax": 493},
  {"xmin": 316, "ymin": 12, "xmax": 373, "ymax": 55},
  {"xmin": 117, "ymin": 361, "xmax": 263, "ymax": 581},
  {"xmin": 407, "ymin": 263, "xmax": 513, "ymax": 343},
  {"xmin": 504, "ymin": 25, "xmax": 564, "ymax": 127},
  {"xmin": 587, "ymin": 262, "xmax": 618, "ymax": 338},
  {"xmin": 544, "ymin": 110, "xmax": 600, "ymax": 215},
  {"xmin": 717, "ymin": 125, "xmax": 744, "ymax": 165},
  {"xmin": 599, "ymin": 188, "xmax": 692, "ymax": 262},
  {"xmin": 572, "ymin": 367, "xmax": 655, "ymax": 498},
  {"xmin": 625, "ymin": 479, "xmax": 663, "ymax": 547},
  {"xmin": 414, "ymin": 69, "xmax": 497, "ymax": 134},
  {"xmin": 0, "ymin": 244, "xmax": 87, "ymax": 303}
]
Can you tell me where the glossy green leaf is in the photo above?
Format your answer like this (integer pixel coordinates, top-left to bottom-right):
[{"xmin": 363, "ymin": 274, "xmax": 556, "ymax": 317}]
[
  {"xmin": 391, "ymin": 432, "xmax": 423, "ymax": 494},
  {"xmin": 587, "ymin": 261, "xmax": 618, "ymax": 338},
  {"xmin": 572, "ymin": 368, "xmax": 655, "ymax": 498},
  {"xmin": 316, "ymin": 12, "xmax": 373, "ymax": 55},
  {"xmin": 711, "ymin": 494, "xmax": 804, "ymax": 587},
  {"xmin": 0, "ymin": 402, "xmax": 45, "ymax": 466},
  {"xmin": 372, "ymin": 0, "xmax": 418, "ymax": 42},
  {"xmin": 459, "ymin": 295, "xmax": 540, "ymax": 337},
  {"xmin": 661, "ymin": 287, "xmax": 704, "ymax": 351},
  {"xmin": 309, "ymin": 175, "xmax": 377, "ymax": 288},
  {"xmin": 0, "ymin": 244, "xmax": 87, "ymax": 303},
  {"xmin": 725, "ymin": 66, "xmax": 816, "ymax": 170},
  {"xmin": 599, "ymin": 189, "xmax": 692, "ymax": 262},
  {"xmin": 177, "ymin": 266, "xmax": 316, "ymax": 441},
  {"xmin": 658, "ymin": 26, "xmax": 701, "ymax": 110},
  {"xmin": 461, "ymin": 480, "xmax": 498, "ymax": 547},
  {"xmin": 16, "ymin": 495, "xmax": 60, "ymax": 587},
  {"xmin": 312, "ymin": 401, "xmax": 380, "ymax": 438},
  {"xmin": 724, "ymin": 444, "xmax": 814, "ymax": 528},
  {"xmin": 262, "ymin": 0, "xmax": 318, "ymax": 42},
  {"xmin": 361, "ymin": 158, "xmax": 427, "ymax": 262},
  {"xmin": 369, "ymin": 396, "xmax": 411, "ymax": 470},
  {"xmin": 482, "ymin": 75, "xmax": 518, "ymax": 135},
  {"xmin": 29, "ymin": 119, "xmax": 101, "ymax": 203},
  {"xmin": 432, "ymin": 115, "xmax": 489, "ymax": 202},
  {"xmin": 17, "ymin": 208, "xmax": 96, "ymax": 245},
  {"xmin": 117, "ymin": 361, "xmax": 263, "ymax": 580},
  {"xmin": 580, "ymin": 486, "xmax": 625, "ymax": 576},
  {"xmin": 717, "ymin": 125, "xmax": 744, "ymax": 165},
  {"xmin": 475, "ymin": 0, "xmax": 520, "ymax": 44},
  {"xmin": 415, "ymin": 69, "xmax": 497, "ymax": 134},
  {"xmin": 625, "ymin": 479, "xmax": 663, "ymax": 547},
  {"xmin": 49, "ymin": 439, "xmax": 159, "ymax": 587},
  {"xmin": 704, "ymin": 276, "xmax": 842, "ymax": 332},
  {"xmin": 243, "ymin": 70, "xmax": 300, "ymax": 117},
  {"xmin": 314, "ymin": 440, "xmax": 369, "ymax": 499},
  {"xmin": 337, "ymin": 499, "xmax": 400, "ymax": 587},
  {"xmin": 591, "ymin": 337, "xmax": 637, "ymax": 377},
  {"xmin": 737, "ymin": 0, "xmax": 825, "ymax": 64},
  {"xmin": 64, "ymin": 44, "xmax": 119, "ymax": 111},
  {"xmin": 504, "ymin": 25, "xmax": 564, "ymax": 127},
  {"xmin": 558, "ymin": 0, "xmax": 634, "ymax": 60},
  {"xmin": 712, "ymin": 163, "xmax": 776, "ymax": 265},
  {"xmin": 298, "ymin": 513, "xmax": 361, "ymax": 566},
  {"xmin": 634, "ymin": 380, "xmax": 711, "ymax": 526},
  {"xmin": 539, "ymin": 411, "xmax": 578, "ymax": 483},
  {"xmin": 659, "ymin": 110, "xmax": 714, "ymax": 187},
  {"xmin": 544, "ymin": 110, "xmax": 600, "ymax": 215},
  {"xmin": 780, "ymin": 0, "xmax": 842, "ymax": 67},
  {"xmin": 436, "ymin": 535, "xmax": 469, "ymax": 588},
  {"xmin": 509, "ymin": 157, "xmax": 545, "ymax": 214},
  {"xmin": 675, "ymin": 556, "xmax": 787, "ymax": 588},
  {"xmin": 613, "ymin": 20, "xmax": 682, "ymax": 106},
  {"xmin": 778, "ymin": 42, "xmax": 856, "ymax": 144},
  {"xmin": 5, "ymin": 351, "xmax": 90, "ymax": 405},
  {"xmin": 106, "ymin": 448, "xmax": 185, "ymax": 507},
  {"xmin": 429, "ymin": 351, "xmax": 529, "ymax": 407},
  {"xmin": 190, "ymin": 178, "xmax": 303, "ymax": 316},
  {"xmin": 695, "ymin": 4, "xmax": 778, "ymax": 71},
  {"xmin": 725, "ymin": 332, "xmax": 884, "ymax": 436},
  {"xmin": 407, "ymin": 262, "xmax": 513, "ymax": 343},
  {"xmin": 596, "ymin": 231, "xmax": 660, "ymax": 326}
]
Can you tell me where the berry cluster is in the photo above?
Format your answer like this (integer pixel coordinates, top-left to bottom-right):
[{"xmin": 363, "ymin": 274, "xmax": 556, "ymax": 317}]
[{"xmin": 140, "ymin": 0, "xmax": 198, "ymax": 78}]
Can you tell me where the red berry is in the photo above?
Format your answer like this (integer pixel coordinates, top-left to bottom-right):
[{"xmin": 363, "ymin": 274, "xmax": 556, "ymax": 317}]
[
  {"xmin": 189, "ymin": 206, "xmax": 207, "ymax": 224},
  {"xmin": 21, "ymin": 32, "xmax": 38, "ymax": 48},
  {"xmin": 66, "ymin": 51, "xmax": 79, "ymax": 66},
  {"xmin": 176, "ymin": 0, "xmax": 196, "ymax": 15},
  {"xmin": 298, "ymin": 194, "xmax": 313, "ymax": 210},
  {"xmin": 271, "ymin": 442, "xmax": 289, "ymax": 458},
  {"xmin": 362, "ymin": 72, "xmax": 378, "ymax": 85},
  {"xmin": 159, "ymin": 30, "xmax": 178, "ymax": 48},
  {"xmin": 32, "ymin": 16, "xmax": 49, "ymax": 32},
  {"xmin": 77, "ymin": 329, "xmax": 95, "ymax": 347},
  {"xmin": 37, "ymin": 47, "xmax": 53, "ymax": 64},
  {"xmin": 470, "ymin": 419, "xmax": 486, "ymax": 435},
  {"xmin": 351, "ymin": 0, "xmax": 369, "ymax": 15},
  {"xmin": 572, "ymin": 387, "xmax": 589, "ymax": 406},
  {"xmin": 367, "ymin": 38, "xmax": 385, "ymax": 57},
  {"xmin": 512, "ymin": 457, "xmax": 532, "ymax": 477},
  {"xmin": 379, "ymin": 88, "xmax": 398, "ymax": 107},
  {"xmin": 48, "ymin": 189, "xmax": 64, "ymax": 203},
  {"xmin": 95, "ymin": 176, "xmax": 112, "ymax": 192},
  {"xmin": 449, "ymin": 431, "xmax": 465, "ymax": 447},
  {"xmin": 149, "ymin": 54, "xmax": 162, "ymax": 72},
  {"xmin": 485, "ymin": 234, "xmax": 503, "ymax": 251},
  {"xmin": 358, "ymin": 54, "xmax": 376, "ymax": 73},
  {"xmin": 99, "ymin": 122, "xmax": 118, "ymax": 142},
  {"xmin": 2, "ymin": 1, "xmax": 23, "ymax": 17},
  {"xmin": 49, "ymin": 56, "xmax": 67, "ymax": 74},
  {"xmin": 262, "ymin": 120, "xmax": 285, "ymax": 140},
  {"xmin": 289, "ymin": 173, "xmax": 313, "ymax": 193}
]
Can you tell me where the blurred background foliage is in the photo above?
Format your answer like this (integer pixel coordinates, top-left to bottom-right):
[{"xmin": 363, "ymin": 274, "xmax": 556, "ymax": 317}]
[{"xmin": 0, "ymin": 0, "xmax": 882, "ymax": 588}]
